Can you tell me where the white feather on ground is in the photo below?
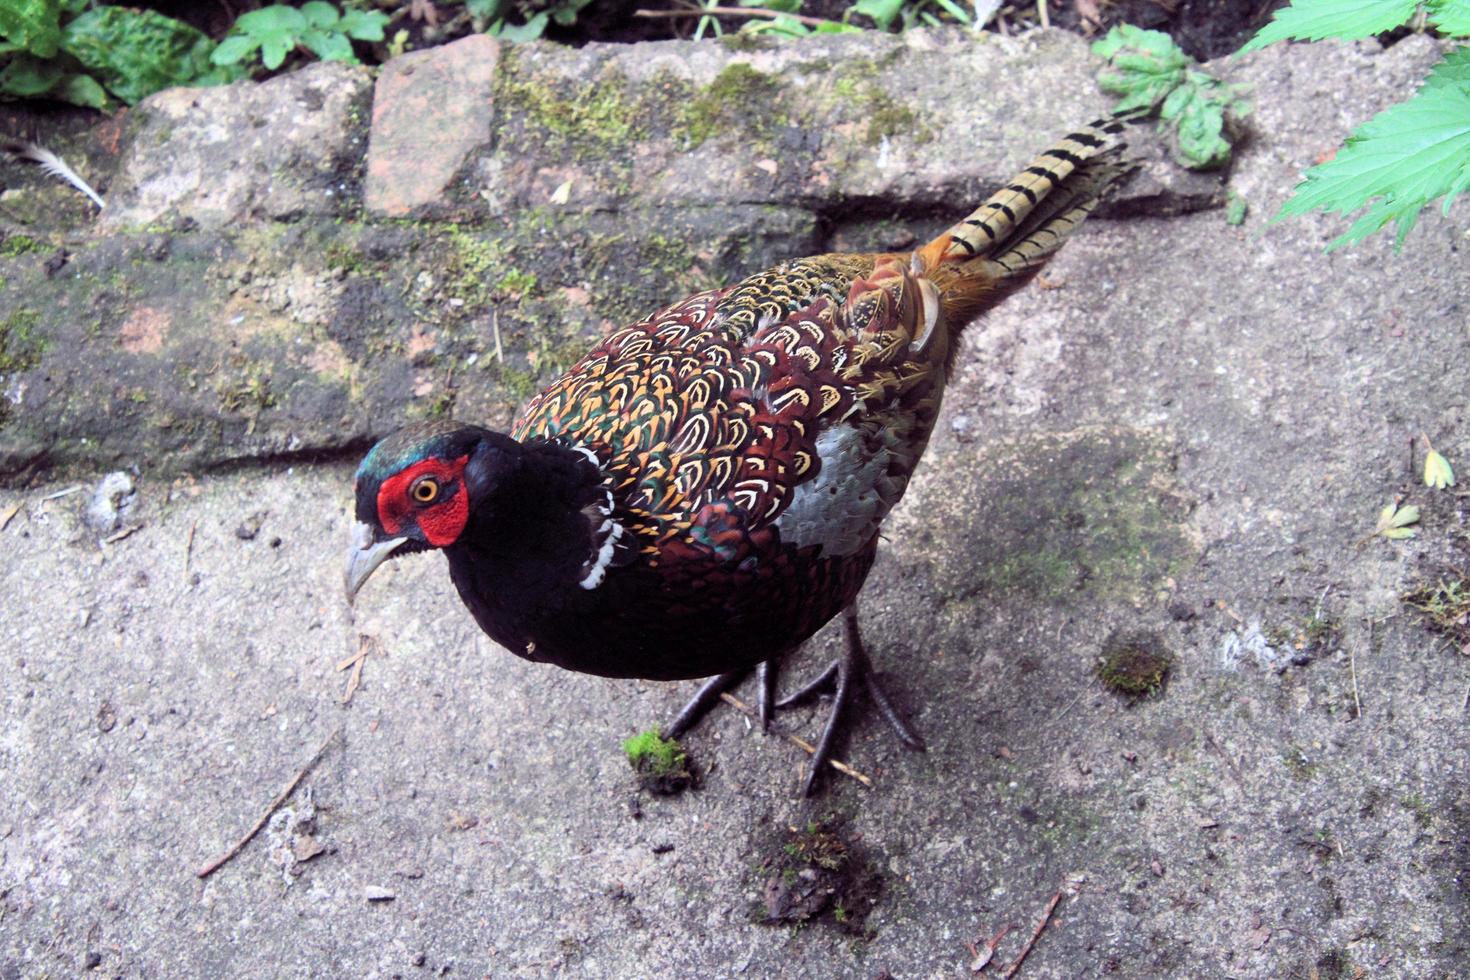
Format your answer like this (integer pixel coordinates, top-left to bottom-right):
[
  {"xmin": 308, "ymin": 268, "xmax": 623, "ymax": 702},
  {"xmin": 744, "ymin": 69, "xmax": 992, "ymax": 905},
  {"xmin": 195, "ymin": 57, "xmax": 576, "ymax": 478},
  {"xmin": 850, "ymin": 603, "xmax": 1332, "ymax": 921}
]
[{"xmin": 3, "ymin": 139, "xmax": 105, "ymax": 210}]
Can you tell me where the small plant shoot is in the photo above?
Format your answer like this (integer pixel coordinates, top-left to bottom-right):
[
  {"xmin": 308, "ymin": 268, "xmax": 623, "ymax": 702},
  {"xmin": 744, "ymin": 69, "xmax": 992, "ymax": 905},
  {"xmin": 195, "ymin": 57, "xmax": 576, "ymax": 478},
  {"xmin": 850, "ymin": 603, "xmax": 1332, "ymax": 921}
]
[
  {"xmin": 212, "ymin": 2, "xmax": 388, "ymax": 72},
  {"xmin": 1093, "ymin": 25, "xmax": 1252, "ymax": 169}
]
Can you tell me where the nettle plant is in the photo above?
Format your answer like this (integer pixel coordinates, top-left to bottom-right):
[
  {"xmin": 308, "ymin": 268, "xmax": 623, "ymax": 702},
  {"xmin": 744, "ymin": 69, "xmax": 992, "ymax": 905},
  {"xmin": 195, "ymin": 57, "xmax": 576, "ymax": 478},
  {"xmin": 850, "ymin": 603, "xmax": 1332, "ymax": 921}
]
[{"xmin": 1240, "ymin": 0, "xmax": 1470, "ymax": 250}]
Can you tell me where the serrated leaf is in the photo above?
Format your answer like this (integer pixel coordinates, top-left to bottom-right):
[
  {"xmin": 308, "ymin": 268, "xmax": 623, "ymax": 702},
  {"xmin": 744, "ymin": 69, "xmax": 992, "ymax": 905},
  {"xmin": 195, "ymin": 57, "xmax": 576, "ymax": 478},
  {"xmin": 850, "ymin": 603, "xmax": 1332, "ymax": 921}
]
[
  {"xmin": 1276, "ymin": 49, "xmax": 1470, "ymax": 249},
  {"xmin": 1093, "ymin": 26, "xmax": 1190, "ymax": 114},
  {"xmin": 1425, "ymin": 450, "xmax": 1456, "ymax": 488},
  {"xmin": 1093, "ymin": 24, "xmax": 1186, "ymax": 64},
  {"xmin": 1428, "ymin": 0, "xmax": 1470, "ymax": 36},
  {"xmin": 0, "ymin": 0, "xmax": 62, "ymax": 58},
  {"xmin": 1240, "ymin": 0, "xmax": 1418, "ymax": 54},
  {"xmin": 1382, "ymin": 526, "xmax": 1418, "ymax": 539}
]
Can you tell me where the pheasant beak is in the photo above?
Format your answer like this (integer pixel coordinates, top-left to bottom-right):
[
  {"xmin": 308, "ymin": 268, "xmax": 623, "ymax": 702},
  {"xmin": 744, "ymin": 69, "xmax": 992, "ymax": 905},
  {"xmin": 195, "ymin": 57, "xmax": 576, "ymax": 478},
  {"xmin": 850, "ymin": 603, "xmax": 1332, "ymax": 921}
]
[{"xmin": 344, "ymin": 521, "xmax": 409, "ymax": 604}]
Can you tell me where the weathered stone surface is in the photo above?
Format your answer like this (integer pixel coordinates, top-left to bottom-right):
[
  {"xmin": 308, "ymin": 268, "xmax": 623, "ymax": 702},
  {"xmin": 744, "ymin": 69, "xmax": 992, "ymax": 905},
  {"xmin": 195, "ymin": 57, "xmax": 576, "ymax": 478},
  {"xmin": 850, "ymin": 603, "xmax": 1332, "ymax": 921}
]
[
  {"xmin": 472, "ymin": 29, "xmax": 1217, "ymax": 217},
  {"xmin": 101, "ymin": 61, "xmax": 373, "ymax": 230},
  {"xmin": 3, "ymin": 27, "xmax": 1470, "ymax": 980},
  {"xmin": 4, "ymin": 27, "xmax": 1217, "ymax": 482},
  {"xmin": 365, "ymin": 35, "xmax": 499, "ymax": 217}
]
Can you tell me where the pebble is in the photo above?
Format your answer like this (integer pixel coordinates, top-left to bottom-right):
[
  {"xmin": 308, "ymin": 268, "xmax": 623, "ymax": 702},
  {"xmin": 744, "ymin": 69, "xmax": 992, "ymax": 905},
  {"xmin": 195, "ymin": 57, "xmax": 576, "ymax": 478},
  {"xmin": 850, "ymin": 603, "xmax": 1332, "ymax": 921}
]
[
  {"xmin": 83, "ymin": 472, "xmax": 135, "ymax": 534},
  {"xmin": 364, "ymin": 885, "xmax": 396, "ymax": 903}
]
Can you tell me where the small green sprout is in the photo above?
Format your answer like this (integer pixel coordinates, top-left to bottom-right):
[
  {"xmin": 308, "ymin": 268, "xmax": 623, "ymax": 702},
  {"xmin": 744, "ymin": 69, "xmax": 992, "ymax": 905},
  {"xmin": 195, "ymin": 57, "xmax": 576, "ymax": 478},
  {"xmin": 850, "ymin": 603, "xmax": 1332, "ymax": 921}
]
[
  {"xmin": 212, "ymin": 2, "xmax": 388, "ymax": 72},
  {"xmin": 1225, "ymin": 192, "xmax": 1249, "ymax": 226},
  {"xmin": 1093, "ymin": 25, "xmax": 1251, "ymax": 170}
]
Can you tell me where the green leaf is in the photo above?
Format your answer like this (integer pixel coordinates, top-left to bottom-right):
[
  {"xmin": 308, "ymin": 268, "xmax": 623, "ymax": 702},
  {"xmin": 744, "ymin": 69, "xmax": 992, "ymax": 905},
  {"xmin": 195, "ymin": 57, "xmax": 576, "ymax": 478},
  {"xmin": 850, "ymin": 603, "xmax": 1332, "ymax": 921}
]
[
  {"xmin": 1093, "ymin": 25, "xmax": 1189, "ymax": 113},
  {"xmin": 465, "ymin": 0, "xmax": 505, "ymax": 20},
  {"xmin": 300, "ymin": 2, "xmax": 341, "ymax": 30},
  {"xmin": 1095, "ymin": 25, "xmax": 1248, "ymax": 168},
  {"xmin": 1425, "ymin": 450, "xmax": 1456, "ymax": 488},
  {"xmin": 1175, "ymin": 95, "xmax": 1231, "ymax": 168},
  {"xmin": 1225, "ymin": 191, "xmax": 1248, "ymax": 225},
  {"xmin": 338, "ymin": 9, "xmax": 389, "ymax": 41},
  {"xmin": 931, "ymin": 0, "xmax": 975, "ymax": 23},
  {"xmin": 210, "ymin": 34, "xmax": 258, "ymax": 66},
  {"xmin": 1239, "ymin": 0, "xmax": 1418, "ymax": 54},
  {"xmin": 62, "ymin": 7, "xmax": 222, "ymax": 104},
  {"xmin": 261, "ymin": 35, "xmax": 292, "ymax": 70},
  {"xmin": 0, "ymin": 0, "xmax": 61, "ymax": 58},
  {"xmin": 301, "ymin": 29, "xmax": 355, "ymax": 63},
  {"xmin": 744, "ymin": 15, "xmax": 809, "ymax": 37},
  {"xmin": 54, "ymin": 71, "xmax": 109, "ymax": 109},
  {"xmin": 235, "ymin": 6, "xmax": 307, "ymax": 38},
  {"xmin": 1430, "ymin": 0, "xmax": 1470, "ymax": 35},
  {"xmin": 491, "ymin": 11, "xmax": 549, "ymax": 42},
  {"xmin": 0, "ymin": 52, "xmax": 65, "ymax": 97},
  {"xmin": 1276, "ymin": 48, "xmax": 1470, "ymax": 249},
  {"xmin": 853, "ymin": 0, "xmax": 905, "ymax": 29},
  {"xmin": 1374, "ymin": 500, "xmax": 1421, "ymax": 539}
]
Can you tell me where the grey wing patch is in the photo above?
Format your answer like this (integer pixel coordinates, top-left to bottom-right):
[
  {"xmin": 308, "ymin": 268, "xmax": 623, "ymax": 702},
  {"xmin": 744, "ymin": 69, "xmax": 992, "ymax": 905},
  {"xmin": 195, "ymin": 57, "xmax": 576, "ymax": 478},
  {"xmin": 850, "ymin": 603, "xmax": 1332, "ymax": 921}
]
[{"xmin": 774, "ymin": 423, "xmax": 906, "ymax": 556}]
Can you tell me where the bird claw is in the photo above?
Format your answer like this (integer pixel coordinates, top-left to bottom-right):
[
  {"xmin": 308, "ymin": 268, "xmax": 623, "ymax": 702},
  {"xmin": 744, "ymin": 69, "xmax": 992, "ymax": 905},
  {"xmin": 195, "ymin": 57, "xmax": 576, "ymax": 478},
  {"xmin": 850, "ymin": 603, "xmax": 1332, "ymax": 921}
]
[{"xmin": 662, "ymin": 601, "xmax": 924, "ymax": 796}]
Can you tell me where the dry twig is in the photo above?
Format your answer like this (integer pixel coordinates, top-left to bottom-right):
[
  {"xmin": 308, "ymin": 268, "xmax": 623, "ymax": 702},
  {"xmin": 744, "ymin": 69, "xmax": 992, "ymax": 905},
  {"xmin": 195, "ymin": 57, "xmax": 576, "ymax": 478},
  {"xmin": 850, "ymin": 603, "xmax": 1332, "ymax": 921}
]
[
  {"xmin": 718, "ymin": 691, "xmax": 872, "ymax": 788},
  {"xmin": 1349, "ymin": 625, "xmax": 1364, "ymax": 719},
  {"xmin": 1203, "ymin": 729, "xmax": 1247, "ymax": 791},
  {"xmin": 184, "ymin": 520, "xmax": 198, "ymax": 577},
  {"xmin": 338, "ymin": 635, "xmax": 378, "ymax": 704},
  {"xmin": 103, "ymin": 525, "xmax": 141, "ymax": 544},
  {"xmin": 196, "ymin": 726, "xmax": 342, "ymax": 879},
  {"xmin": 965, "ymin": 923, "xmax": 1013, "ymax": 972},
  {"xmin": 0, "ymin": 502, "xmax": 21, "ymax": 531},
  {"xmin": 1000, "ymin": 886, "xmax": 1067, "ymax": 978}
]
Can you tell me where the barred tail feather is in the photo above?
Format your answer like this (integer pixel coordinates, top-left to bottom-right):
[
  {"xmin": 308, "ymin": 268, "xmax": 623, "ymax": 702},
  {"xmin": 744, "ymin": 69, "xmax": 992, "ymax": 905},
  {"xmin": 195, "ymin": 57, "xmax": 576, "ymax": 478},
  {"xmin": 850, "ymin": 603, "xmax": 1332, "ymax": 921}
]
[{"xmin": 914, "ymin": 116, "xmax": 1133, "ymax": 326}]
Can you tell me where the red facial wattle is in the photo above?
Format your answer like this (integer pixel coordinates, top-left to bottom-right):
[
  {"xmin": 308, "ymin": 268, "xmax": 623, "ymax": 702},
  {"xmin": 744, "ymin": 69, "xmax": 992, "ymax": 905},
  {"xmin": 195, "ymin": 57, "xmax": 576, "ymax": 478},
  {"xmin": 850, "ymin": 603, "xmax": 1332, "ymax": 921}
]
[{"xmin": 376, "ymin": 455, "xmax": 471, "ymax": 547}]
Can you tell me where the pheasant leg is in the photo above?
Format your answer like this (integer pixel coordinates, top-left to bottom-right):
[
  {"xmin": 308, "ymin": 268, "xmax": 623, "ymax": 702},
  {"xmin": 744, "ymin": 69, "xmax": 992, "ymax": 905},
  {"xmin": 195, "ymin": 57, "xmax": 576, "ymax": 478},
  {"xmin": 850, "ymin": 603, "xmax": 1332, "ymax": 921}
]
[
  {"xmin": 787, "ymin": 602, "xmax": 926, "ymax": 796},
  {"xmin": 664, "ymin": 667, "xmax": 749, "ymax": 739}
]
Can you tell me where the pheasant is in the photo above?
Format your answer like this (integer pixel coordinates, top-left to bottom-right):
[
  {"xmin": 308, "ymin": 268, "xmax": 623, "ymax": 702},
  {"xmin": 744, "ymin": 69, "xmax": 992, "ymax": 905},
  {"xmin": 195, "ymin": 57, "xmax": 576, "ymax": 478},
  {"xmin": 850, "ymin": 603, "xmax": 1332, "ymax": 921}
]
[{"xmin": 346, "ymin": 117, "xmax": 1132, "ymax": 794}]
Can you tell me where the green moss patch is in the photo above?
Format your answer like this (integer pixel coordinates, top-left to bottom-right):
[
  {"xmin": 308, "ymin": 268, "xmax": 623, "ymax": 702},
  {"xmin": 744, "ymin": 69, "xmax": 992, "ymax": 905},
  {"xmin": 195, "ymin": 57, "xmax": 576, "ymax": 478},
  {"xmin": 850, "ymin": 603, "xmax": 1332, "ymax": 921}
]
[
  {"xmin": 497, "ymin": 54, "xmax": 649, "ymax": 158},
  {"xmin": 0, "ymin": 234, "xmax": 45, "ymax": 258},
  {"xmin": 675, "ymin": 63, "xmax": 788, "ymax": 150},
  {"xmin": 1404, "ymin": 572, "xmax": 1470, "ymax": 649},
  {"xmin": 0, "ymin": 309, "xmax": 46, "ymax": 426},
  {"xmin": 622, "ymin": 729, "xmax": 695, "ymax": 796},
  {"xmin": 1096, "ymin": 631, "xmax": 1173, "ymax": 700},
  {"xmin": 919, "ymin": 428, "xmax": 1196, "ymax": 605}
]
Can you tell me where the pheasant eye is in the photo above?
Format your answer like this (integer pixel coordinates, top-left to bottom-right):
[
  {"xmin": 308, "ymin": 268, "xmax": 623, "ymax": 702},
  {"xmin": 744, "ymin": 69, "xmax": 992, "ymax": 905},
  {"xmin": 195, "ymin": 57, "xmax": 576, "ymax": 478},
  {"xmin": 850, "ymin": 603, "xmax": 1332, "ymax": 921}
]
[{"xmin": 410, "ymin": 477, "xmax": 440, "ymax": 503}]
